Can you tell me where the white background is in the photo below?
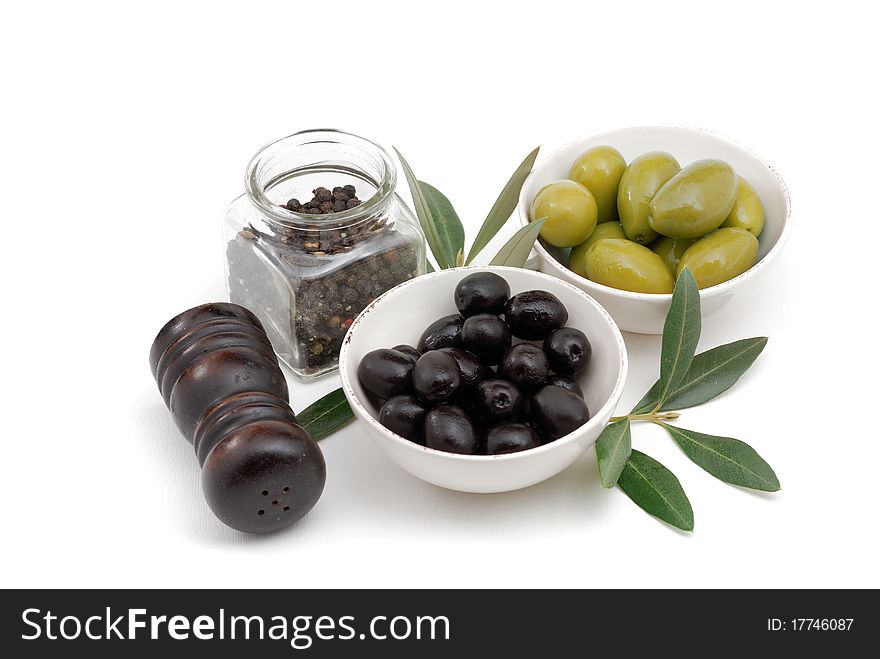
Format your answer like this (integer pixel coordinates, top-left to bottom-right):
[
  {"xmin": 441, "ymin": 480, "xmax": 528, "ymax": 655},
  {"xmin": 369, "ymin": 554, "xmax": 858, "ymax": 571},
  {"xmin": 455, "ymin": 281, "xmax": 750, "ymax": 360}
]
[{"xmin": 2, "ymin": 0, "xmax": 878, "ymax": 588}]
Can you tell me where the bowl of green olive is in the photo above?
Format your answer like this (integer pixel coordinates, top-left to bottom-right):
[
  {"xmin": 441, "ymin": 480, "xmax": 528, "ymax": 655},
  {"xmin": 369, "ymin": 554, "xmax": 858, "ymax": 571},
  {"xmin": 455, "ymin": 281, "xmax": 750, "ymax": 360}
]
[{"xmin": 517, "ymin": 126, "xmax": 790, "ymax": 334}]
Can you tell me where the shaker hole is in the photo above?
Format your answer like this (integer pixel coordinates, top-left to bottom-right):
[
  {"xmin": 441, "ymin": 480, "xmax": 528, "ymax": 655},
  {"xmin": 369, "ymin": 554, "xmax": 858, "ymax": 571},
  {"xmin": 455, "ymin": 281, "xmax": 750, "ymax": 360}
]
[
  {"xmin": 283, "ymin": 486, "xmax": 290, "ymax": 493},
  {"xmin": 257, "ymin": 510, "xmax": 265, "ymax": 515},
  {"xmin": 261, "ymin": 490, "xmax": 269, "ymax": 496},
  {"xmin": 272, "ymin": 500, "xmax": 279, "ymax": 506},
  {"xmin": 283, "ymin": 506, "xmax": 290, "ymax": 512}
]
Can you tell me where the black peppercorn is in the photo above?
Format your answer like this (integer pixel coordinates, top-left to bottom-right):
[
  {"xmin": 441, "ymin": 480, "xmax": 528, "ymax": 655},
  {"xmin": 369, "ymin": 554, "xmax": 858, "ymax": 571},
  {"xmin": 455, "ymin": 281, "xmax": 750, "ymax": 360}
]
[{"xmin": 281, "ymin": 185, "xmax": 363, "ymax": 216}]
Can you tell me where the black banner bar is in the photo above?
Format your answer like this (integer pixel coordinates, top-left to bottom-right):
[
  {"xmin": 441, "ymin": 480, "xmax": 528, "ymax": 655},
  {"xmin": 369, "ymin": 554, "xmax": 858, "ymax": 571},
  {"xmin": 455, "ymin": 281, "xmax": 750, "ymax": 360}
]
[{"xmin": 1, "ymin": 589, "xmax": 872, "ymax": 656}]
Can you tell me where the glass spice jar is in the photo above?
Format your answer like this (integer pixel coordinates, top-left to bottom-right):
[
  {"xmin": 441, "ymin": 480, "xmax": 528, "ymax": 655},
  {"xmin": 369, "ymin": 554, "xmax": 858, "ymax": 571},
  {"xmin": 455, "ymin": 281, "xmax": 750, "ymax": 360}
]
[{"xmin": 224, "ymin": 129, "xmax": 426, "ymax": 379}]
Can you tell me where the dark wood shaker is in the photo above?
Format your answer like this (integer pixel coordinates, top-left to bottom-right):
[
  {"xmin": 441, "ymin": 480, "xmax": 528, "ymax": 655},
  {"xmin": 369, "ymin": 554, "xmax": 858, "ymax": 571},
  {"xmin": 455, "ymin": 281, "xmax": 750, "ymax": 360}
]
[{"xmin": 150, "ymin": 302, "xmax": 325, "ymax": 533}]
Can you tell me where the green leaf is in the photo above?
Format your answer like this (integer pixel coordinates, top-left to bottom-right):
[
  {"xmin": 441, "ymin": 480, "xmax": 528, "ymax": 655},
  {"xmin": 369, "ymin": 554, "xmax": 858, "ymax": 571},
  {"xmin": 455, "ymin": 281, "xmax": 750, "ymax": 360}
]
[
  {"xmin": 489, "ymin": 218, "xmax": 546, "ymax": 267},
  {"xmin": 631, "ymin": 337, "xmax": 768, "ymax": 414},
  {"xmin": 425, "ymin": 260, "xmax": 435, "ymax": 273},
  {"xmin": 660, "ymin": 423, "xmax": 780, "ymax": 492},
  {"xmin": 297, "ymin": 388, "xmax": 354, "ymax": 441},
  {"xmin": 655, "ymin": 267, "xmax": 701, "ymax": 410},
  {"xmin": 393, "ymin": 148, "xmax": 451, "ymax": 269},
  {"xmin": 420, "ymin": 181, "xmax": 465, "ymax": 271},
  {"xmin": 617, "ymin": 449, "xmax": 694, "ymax": 532},
  {"xmin": 595, "ymin": 418, "xmax": 631, "ymax": 488},
  {"xmin": 465, "ymin": 146, "xmax": 540, "ymax": 265}
]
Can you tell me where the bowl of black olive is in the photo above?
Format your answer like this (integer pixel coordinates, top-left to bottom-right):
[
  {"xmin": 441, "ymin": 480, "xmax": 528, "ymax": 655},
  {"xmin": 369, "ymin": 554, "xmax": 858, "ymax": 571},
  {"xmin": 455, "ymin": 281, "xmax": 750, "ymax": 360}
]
[{"xmin": 339, "ymin": 267, "xmax": 627, "ymax": 493}]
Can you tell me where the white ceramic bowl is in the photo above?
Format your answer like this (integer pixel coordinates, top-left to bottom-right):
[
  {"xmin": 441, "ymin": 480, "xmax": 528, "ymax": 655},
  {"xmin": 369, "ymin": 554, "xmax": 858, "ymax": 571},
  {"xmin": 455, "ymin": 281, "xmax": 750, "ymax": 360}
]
[
  {"xmin": 518, "ymin": 126, "xmax": 791, "ymax": 334},
  {"xmin": 338, "ymin": 266, "xmax": 627, "ymax": 493}
]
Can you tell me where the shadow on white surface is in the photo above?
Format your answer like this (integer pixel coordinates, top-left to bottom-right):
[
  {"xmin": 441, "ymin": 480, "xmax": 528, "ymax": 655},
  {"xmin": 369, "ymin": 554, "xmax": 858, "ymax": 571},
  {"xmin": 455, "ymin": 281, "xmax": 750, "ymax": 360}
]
[{"xmin": 136, "ymin": 393, "xmax": 613, "ymax": 545}]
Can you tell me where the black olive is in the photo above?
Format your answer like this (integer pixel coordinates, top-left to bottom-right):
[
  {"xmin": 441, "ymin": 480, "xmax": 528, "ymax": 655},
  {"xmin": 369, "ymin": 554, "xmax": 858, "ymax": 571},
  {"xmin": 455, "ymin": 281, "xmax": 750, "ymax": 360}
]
[
  {"xmin": 504, "ymin": 290, "xmax": 569, "ymax": 340},
  {"xmin": 378, "ymin": 394, "xmax": 430, "ymax": 444},
  {"xmin": 454, "ymin": 271, "xmax": 511, "ymax": 316},
  {"xmin": 545, "ymin": 374, "xmax": 584, "ymax": 398},
  {"xmin": 460, "ymin": 313, "xmax": 511, "ymax": 365},
  {"xmin": 412, "ymin": 350, "xmax": 461, "ymax": 403},
  {"xmin": 543, "ymin": 327, "xmax": 592, "ymax": 375},
  {"xmin": 424, "ymin": 403, "xmax": 479, "ymax": 454},
  {"xmin": 530, "ymin": 385, "xmax": 590, "ymax": 439},
  {"xmin": 498, "ymin": 343, "xmax": 549, "ymax": 391},
  {"xmin": 485, "ymin": 422, "xmax": 542, "ymax": 455},
  {"xmin": 438, "ymin": 347, "xmax": 490, "ymax": 390},
  {"xmin": 357, "ymin": 348, "xmax": 416, "ymax": 400},
  {"xmin": 472, "ymin": 379, "xmax": 524, "ymax": 424},
  {"xmin": 417, "ymin": 314, "xmax": 465, "ymax": 352},
  {"xmin": 392, "ymin": 344, "xmax": 422, "ymax": 361}
]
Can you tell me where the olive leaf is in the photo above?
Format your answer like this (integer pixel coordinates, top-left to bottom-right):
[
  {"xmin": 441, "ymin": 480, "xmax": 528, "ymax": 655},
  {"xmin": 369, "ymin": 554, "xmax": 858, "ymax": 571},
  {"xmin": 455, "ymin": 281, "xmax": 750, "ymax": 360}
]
[
  {"xmin": 617, "ymin": 449, "xmax": 694, "ymax": 532},
  {"xmin": 631, "ymin": 337, "xmax": 768, "ymax": 415},
  {"xmin": 489, "ymin": 218, "xmax": 546, "ymax": 267},
  {"xmin": 465, "ymin": 147, "xmax": 540, "ymax": 265},
  {"xmin": 595, "ymin": 418, "xmax": 631, "ymax": 488},
  {"xmin": 659, "ymin": 423, "xmax": 780, "ymax": 492},
  {"xmin": 298, "ymin": 388, "xmax": 354, "ymax": 441},
  {"xmin": 654, "ymin": 268, "xmax": 701, "ymax": 410},
  {"xmin": 420, "ymin": 181, "xmax": 465, "ymax": 271},
  {"xmin": 394, "ymin": 148, "xmax": 451, "ymax": 269}
]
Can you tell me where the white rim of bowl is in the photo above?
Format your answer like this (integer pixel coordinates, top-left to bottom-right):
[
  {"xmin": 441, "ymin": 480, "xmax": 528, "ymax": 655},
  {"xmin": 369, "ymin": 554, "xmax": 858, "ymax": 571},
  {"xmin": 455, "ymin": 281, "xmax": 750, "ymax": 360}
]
[
  {"xmin": 338, "ymin": 265, "xmax": 629, "ymax": 462},
  {"xmin": 517, "ymin": 124, "xmax": 792, "ymax": 300}
]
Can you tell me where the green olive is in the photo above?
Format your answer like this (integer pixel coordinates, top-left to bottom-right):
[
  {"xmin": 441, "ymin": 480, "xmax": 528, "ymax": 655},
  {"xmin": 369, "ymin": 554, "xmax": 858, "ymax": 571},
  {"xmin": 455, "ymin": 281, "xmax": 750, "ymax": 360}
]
[
  {"xmin": 568, "ymin": 146, "xmax": 627, "ymax": 223},
  {"xmin": 585, "ymin": 238, "xmax": 674, "ymax": 294},
  {"xmin": 617, "ymin": 151, "xmax": 680, "ymax": 244},
  {"xmin": 649, "ymin": 160, "xmax": 738, "ymax": 239},
  {"xmin": 721, "ymin": 177, "xmax": 765, "ymax": 236},
  {"xmin": 530, "ymin": 180, "xmax": 598, "ymax": 247},
  {"xmin": 677, "ymin": 227, "xmax": 759, "ymax": 289},
  {"xmin": 568, "ymin": 222, "xmax": 626, "ymax": 277},
  {"xmin": 652, "ymin": 236, "xmax": 696, "ymax": 275}
]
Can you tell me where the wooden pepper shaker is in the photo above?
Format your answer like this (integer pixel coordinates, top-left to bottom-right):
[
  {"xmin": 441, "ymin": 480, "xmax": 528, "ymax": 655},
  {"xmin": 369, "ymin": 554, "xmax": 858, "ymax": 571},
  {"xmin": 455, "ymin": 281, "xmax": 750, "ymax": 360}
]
[{"xmin": 150, "ymin": 303, "xmax": 325, "ymax": 533}]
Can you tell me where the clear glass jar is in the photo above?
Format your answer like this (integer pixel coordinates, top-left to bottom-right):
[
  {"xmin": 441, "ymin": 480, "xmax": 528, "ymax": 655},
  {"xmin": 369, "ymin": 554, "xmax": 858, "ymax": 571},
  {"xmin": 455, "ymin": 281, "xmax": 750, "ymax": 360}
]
[{"xmin": 224, "ymin": 129, "xmax": 426, "ymax": 379}]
